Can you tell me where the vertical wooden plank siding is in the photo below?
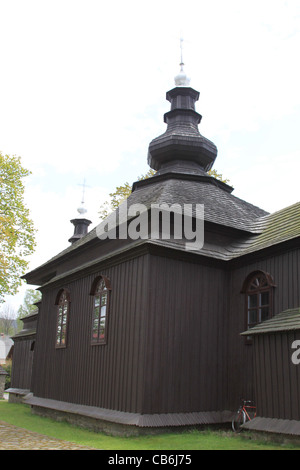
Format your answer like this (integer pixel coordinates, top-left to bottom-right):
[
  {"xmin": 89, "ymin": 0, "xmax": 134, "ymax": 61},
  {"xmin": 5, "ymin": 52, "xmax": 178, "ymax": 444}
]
[
  {"xmin": 10, "ymin": 339, "xmax": 34, "ymax": 390},
  {"xmin": 31, "ymin": 255, "xmax": 149, "ymax": 413},
  {"xmin": 228, "ymin": 247, "xmax": 300, "ymax": 411},
  {"xmin": 30, "ymin": 245, "xmax": 299, "ymax": 417},
  {"xmin": 142, "ymin": 254, "xmax": 229, "ymax": 414},
  {"xmin": 254, "ymin": 331, "xmax": 300, "ymax": 421}
]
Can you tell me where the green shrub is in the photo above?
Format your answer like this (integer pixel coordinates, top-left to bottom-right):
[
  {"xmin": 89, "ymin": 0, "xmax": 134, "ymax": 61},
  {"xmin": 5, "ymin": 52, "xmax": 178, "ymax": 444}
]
[{"xmin": 2, "ymin": 360, "xmax": 12, "ymax": 389}]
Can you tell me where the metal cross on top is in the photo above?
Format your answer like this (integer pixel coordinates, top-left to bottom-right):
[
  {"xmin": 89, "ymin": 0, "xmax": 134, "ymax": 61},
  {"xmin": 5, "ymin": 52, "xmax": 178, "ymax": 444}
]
[
  {"xmin": 180, "ymin": 37, "xmax": 184, "ymax": 69},
  {"xmin": 78, "ymin": 178, "xmax": 90, "ymax": 205}
]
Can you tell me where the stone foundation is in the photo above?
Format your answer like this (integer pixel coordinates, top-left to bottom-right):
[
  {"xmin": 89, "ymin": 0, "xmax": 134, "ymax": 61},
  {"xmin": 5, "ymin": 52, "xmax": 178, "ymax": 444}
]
[
  {"xmin": 6, "ymin": 388, "xmax": 31, "ymax": 404},
  {"xmin": 25, "ymin": 395, "xmax": 233, "ymax": 437}
]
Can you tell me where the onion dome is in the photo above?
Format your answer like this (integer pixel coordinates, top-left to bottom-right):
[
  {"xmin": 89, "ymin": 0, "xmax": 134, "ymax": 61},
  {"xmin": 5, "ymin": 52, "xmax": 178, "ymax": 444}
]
[{"xmin": 147, "ymin": 83, "xmax": 217, "ymax": 172}]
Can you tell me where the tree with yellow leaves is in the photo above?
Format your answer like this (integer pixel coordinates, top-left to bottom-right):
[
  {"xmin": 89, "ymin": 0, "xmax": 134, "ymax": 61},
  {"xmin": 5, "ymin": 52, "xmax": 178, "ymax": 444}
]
[
  {"xmin": 99, "ymin": 168, "xmax": 229, "ymax": 220},
  {"xmin": 0, "ymin": 152, "xmax": 36, "ymax": 302}
]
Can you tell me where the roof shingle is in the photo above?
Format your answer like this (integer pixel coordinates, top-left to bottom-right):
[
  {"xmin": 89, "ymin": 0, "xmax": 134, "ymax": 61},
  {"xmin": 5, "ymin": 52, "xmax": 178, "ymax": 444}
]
[{"xmin": 241, "ymin": 308, "xmax": 300, "ymax": 336}]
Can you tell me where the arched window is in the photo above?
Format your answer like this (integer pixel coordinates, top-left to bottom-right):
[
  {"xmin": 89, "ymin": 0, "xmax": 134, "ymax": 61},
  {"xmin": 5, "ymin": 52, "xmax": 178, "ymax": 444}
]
[
  {"xmin": 55, "ymin": 289, "xmax": 70, "ymax": 348},
  {"xmin": 241, "ymin": 271, "xmax": 275, "ymax": 335},
  {"xmin": 90, "ymin": 276, "xmax": 111, "ymax": 344}
]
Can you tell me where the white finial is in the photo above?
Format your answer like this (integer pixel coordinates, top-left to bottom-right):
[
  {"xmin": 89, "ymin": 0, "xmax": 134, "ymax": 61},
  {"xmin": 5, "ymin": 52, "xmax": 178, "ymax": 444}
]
[
  {"xmin": 77, "ymin": 204, "xmax": 87, "ymax": 215},
  {"xmin": 77, "ymin": 178, "xmax": 90, "ymax": 216},
  {"xmin": 174, "ymin": 37, "xmax": 191, "ymax": 87},
  {"xmin": 180, "ymin": 37, "xmax": 184, "ymax": 68}
]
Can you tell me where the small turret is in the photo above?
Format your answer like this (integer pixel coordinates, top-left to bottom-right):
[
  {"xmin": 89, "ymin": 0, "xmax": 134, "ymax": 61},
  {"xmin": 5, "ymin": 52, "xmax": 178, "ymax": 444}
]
[{"xmin": 68, "ymin": 179, "xmax": 92, "ymax": 244}]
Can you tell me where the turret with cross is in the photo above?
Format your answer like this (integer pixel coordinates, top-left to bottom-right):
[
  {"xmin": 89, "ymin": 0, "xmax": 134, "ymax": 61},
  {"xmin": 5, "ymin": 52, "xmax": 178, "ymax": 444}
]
[{"xmin": 68, "ymin": 178, "xmax": 92, "ymax": 245}]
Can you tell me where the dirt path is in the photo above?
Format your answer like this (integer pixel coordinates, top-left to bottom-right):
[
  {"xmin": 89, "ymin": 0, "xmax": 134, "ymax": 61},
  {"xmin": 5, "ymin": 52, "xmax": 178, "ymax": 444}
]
[{"xmin": 0, "ymin": 420, "xmax": 93, "ymax": 450}]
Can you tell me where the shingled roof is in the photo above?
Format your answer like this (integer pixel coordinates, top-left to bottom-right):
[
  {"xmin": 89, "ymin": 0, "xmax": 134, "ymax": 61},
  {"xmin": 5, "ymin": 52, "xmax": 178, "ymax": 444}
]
[
  {"xmin": 23, "ymin": 170, "xmax": 270, "ymax": 278},
  {"xmin": 0, "ymin": 365, "xmax": 8, "ymax": 376},
  {"xmin": 241, "ymin": 308, "xmax": 300, "ymax": 336},
  {"xmin": 229, "ymin": 201, "xmax": 300, "ymax": 259},
  {"xmin": 24, "ymin": 173, "xmax": 300, "ymax": 287},
  {"xmin": 128, "ymin": 172, "xmax": 268, "ymax": 232}
]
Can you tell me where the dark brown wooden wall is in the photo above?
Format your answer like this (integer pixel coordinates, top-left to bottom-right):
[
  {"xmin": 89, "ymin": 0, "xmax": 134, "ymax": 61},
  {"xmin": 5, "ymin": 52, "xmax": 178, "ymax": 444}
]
[
  {"xmin": 32, "ymin": 250, "xmax": 231, "ymax": 415},
  {"xmin": 31, "ymin": 254, "xmax": 150, "ymax": 413},
  {"xmin": 143, "ymin": 254, "xmax": 229, "ymax": 414},
  {"xmin": 11, "ymin": 339, "xmax": 35, "ymax": 390},
  {"xmin": 253, "ymin": 331, "xmax": 300, "ymax": 420},
  {"xmin": 143, "ymin": 246, "xmax": 300, "ymax": 414},
  {"xmin": 228, "ymin": 247, "xmax": 300, "ymax": 410},
  {"xmin": 30, "ymin": 244, "xmax": 300, "ymax": 417}
]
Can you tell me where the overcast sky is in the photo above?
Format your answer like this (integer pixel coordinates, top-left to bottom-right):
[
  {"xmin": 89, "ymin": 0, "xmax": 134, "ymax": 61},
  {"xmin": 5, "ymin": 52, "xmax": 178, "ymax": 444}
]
[{"xmin": 1, "ymin": 0, "xmax": 300, "ymax": 309}]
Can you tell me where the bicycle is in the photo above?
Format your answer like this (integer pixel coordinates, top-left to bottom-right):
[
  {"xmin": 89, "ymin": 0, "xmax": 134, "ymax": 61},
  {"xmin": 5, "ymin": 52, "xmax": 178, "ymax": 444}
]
[{"xmin": 232, "ymin": 399, "xmax": 256, "ymax": 432}]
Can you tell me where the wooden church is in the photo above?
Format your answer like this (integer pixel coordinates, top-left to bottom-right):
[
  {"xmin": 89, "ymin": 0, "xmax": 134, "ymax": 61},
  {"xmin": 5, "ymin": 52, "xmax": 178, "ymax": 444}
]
[{"xmin": 9, "ymin": 63, "xmax": 300, "ymax": 436}]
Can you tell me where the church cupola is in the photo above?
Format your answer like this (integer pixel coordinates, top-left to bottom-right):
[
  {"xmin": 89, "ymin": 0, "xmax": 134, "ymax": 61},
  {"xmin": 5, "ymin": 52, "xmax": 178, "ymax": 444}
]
[
  {"xmin": 68, "ymin": 214, "xmax": 92, "ymax": 245},
  {"xmin": 147, "ymin": 48, "xmax": 217, "ymax": 172}
]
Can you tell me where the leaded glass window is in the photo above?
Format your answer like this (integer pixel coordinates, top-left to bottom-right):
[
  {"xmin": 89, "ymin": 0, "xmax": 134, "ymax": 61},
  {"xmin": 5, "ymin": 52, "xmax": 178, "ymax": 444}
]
[
  {"xmin": 242, "ymin": 271, "xmax": 274, "ymax": 343},
  {"xmin": 55, "ymin": 289, "xmax": 70, "ymax": 348},
  {"xmin": 91, "ymin": 277, "xmax": 110, "ymax": 344}
]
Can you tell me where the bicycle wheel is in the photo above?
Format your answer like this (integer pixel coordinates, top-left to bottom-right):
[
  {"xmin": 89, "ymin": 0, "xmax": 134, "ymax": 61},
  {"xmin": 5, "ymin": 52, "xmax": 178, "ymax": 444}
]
[{"xmin": 232, "ymin": 409, "xmax": 246, "ymax": 433}]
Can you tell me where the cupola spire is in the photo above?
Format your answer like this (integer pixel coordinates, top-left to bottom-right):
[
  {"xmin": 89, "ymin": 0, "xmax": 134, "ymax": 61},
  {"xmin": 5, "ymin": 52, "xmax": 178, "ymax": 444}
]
[{"xmin": 174, "ymin": 38, "xmax": 191, "ymax": 87}]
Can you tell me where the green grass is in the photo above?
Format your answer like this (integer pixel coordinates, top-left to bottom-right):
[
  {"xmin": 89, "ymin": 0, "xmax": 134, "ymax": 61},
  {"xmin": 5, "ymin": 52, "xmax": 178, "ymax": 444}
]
[{"xmin": 0, "ymin": 400, "xmax": 299, "ymax": 450}]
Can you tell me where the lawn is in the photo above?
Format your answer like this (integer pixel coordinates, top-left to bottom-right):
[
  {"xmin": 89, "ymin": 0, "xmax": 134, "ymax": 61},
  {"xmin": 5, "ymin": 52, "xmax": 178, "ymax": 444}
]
[{"xmin": 0, "ymin": 400, "xmax": 298, "ymax": 450}]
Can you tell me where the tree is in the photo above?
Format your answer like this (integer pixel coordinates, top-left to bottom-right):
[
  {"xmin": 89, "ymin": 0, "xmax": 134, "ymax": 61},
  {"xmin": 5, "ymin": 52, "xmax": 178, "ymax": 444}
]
[
  {"xmin": 0, "ymin": 152, "xmax": 36, "ymax": 302},
  {"xmin": 0, "ymin": 304, "xmax": 17, "ymax": 335},
  {"xmin": 17, "ymin": 289, "xmax": 41, "ymax": 319},
  {"xmin": 208, "ymin": 168, "xmax": 230, "ymax": 184},
  {"xmin": 99, "ymin": 167, "xmax": 229, "ymax": 220},
  {"xmin": 99, "ymin": 169, "xmax": 156, "ymax": 220}
]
